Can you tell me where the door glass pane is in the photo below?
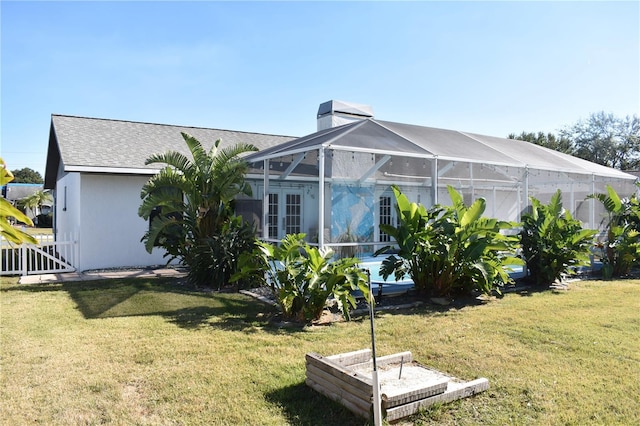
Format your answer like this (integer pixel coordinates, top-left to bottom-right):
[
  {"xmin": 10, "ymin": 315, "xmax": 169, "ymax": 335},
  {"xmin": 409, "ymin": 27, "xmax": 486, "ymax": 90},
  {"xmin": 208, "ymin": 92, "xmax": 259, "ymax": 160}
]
[
  {"xmin": 379, "ymin": 196, "xmax": 391, "ymax": 242},
  {"xmin": 285, "ymin": 193, "xmax": 301, "ymax": 235},
  {"xmin": 268, "ymin": 193, "xmax": 278, "ymax": 238}
]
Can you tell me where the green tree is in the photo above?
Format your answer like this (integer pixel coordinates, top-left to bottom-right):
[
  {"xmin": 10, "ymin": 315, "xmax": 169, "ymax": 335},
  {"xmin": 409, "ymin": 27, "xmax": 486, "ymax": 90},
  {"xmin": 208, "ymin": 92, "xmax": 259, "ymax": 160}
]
[
  {"xmin": 560, "ymin": 112, "xmax": 640, "ymax": 170},
  {"xmin": 508, "ymin": 131, "xmax": 573, "ymax": 154},
  {"xmin": 138, "ymin": 132, "xmax": 258, "ymax": 287},
  {"xmin": 1, "ymin": 158, "xmax": 37, "ymax": 244},
  {"xmin": 10, "ymin": 167, "xmax": 43, "ymax": 184}
]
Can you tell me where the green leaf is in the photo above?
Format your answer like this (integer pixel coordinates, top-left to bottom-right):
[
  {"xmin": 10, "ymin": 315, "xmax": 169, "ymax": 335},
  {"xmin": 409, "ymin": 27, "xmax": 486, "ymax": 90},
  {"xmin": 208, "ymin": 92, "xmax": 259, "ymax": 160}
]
[{"xmin": 461, "ymin": 198, "xmax": 486, "ymax": 227}]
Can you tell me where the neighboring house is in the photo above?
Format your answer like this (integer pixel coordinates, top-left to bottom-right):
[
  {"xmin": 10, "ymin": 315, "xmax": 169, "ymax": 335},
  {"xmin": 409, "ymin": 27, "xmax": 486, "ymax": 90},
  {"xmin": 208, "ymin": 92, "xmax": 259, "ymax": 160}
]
[
  {"xmin": 44, "ymin": 101, "xmax": 638, "ymax": 271},
  {"xmin": 1, "ymin": 183, "xmax": 52, "ymax": 222}
]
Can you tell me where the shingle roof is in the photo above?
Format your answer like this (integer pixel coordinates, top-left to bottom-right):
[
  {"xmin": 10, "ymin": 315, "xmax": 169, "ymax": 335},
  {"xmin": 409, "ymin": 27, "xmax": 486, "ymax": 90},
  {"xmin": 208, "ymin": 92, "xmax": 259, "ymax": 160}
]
[
  {"xmin": 45, "ymin": 115, "xmax": 296, "ymax": 188},
  {"xmin": 2, "ymin": 183, "xmax": 44, "ymax": 202}
]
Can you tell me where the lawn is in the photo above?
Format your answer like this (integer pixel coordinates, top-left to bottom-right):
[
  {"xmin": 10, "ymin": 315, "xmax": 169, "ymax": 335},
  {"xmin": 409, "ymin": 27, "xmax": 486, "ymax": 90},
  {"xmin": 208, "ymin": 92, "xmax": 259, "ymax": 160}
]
[{"xmin": 1, "ymin": 277, "xmax": 638, "ymax": 425}]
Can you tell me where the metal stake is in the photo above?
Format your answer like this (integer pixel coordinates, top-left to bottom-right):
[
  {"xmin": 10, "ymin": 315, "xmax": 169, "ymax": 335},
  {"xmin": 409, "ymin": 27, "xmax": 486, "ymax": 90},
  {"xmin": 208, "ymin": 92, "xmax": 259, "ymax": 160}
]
[{"xmin": 366, "ymin": 269, "xmax": 382, "ymax": 426}]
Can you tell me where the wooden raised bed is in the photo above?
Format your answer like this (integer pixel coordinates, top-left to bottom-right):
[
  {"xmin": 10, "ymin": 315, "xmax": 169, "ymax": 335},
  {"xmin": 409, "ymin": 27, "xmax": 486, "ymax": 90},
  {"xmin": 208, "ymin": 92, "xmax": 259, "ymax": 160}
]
[{"xmin": 305, "ymin": 349, "xmax": 489, "ymax": 422}]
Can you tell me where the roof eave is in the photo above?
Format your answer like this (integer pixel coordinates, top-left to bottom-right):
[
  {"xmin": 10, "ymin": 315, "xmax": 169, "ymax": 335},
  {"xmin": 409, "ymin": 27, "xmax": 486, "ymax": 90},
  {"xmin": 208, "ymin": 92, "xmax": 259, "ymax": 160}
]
[{"xmin": 64, "ymin": 165, "xmax": 161, "ymax": 175}]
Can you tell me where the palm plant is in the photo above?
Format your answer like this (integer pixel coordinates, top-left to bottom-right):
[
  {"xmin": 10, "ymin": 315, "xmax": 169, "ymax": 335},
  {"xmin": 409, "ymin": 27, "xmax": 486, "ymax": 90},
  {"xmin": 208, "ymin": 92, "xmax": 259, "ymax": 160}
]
[
  {"xmin": 18, "ymin": 189, "xmax": 52, "ymax": 215},
  {"xmin": 138, "ymin": 132, "xmax": 258, "ymax": 287}
]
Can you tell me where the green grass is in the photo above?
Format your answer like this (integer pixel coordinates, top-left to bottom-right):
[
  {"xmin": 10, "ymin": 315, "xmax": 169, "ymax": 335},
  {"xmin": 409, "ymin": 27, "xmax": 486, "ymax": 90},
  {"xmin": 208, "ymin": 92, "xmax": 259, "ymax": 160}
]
[
  {"xmin": 12, "ymin": 226, "xmax": 53, "ymax": 236},
  {"xmin": 1, "ymin": 277, "xmax": 639, "ymax": 425}
]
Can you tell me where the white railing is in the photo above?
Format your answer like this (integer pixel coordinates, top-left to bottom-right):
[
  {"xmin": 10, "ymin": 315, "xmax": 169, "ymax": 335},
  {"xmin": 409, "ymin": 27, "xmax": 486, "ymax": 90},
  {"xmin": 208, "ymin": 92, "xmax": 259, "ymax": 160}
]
[{"xmin": 1, "ymin": 233, "xmax": 78, "ymax": 276}]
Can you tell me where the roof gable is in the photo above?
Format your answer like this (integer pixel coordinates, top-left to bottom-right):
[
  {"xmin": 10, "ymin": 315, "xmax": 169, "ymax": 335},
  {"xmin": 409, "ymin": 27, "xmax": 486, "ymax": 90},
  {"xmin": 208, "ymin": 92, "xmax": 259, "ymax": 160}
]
[{"xmin": 45, "ymin": 115, "xmax": 296, "ymax": 188}]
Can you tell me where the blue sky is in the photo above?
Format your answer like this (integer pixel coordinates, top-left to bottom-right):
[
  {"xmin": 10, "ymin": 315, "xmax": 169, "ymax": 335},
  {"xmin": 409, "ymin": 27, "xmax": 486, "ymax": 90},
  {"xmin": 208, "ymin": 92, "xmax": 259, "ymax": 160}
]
[{"xmin": 2, "ymin": 1, "xmax": 638, "ymax": 176}]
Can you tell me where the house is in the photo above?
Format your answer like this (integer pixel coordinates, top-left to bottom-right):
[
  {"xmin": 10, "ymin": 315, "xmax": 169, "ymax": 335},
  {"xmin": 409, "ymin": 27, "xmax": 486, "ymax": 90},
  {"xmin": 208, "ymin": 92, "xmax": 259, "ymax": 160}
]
[
  {"xmin": 1, "ymin": 183, "xmax": 52, "ymax": 223},
  {"xmin": 44, "ymin": 116, "xmax": 295, "ymax": 270},
  {"xmin": 44, "ymin": 101, "xmax": 638, "ymax": 271}
]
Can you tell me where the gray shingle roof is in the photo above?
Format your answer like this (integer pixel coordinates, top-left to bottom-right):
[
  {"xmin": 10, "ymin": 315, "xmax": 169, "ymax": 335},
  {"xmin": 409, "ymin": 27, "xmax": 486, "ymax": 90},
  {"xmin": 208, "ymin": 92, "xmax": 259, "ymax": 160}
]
[
  {"xmin": 2, "ymin": 183, "xmax": 44, "ymax": 203},
  {"xmin": 45, "ymin": 115, "xmax": 296, "ymax": 188}
]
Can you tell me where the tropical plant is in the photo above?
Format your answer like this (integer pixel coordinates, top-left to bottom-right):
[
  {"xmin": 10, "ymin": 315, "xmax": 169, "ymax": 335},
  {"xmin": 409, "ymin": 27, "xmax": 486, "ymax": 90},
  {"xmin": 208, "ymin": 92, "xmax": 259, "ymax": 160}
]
[
  {"xmin": 588, "ymin": 185, "xmax": 640, "ymax": 278},
  {"xmin": 18, "ymin": 189, "xmax": 52, "ymax": 216},
  {"xmin": 520, "ymin": 190, "xmax": 597, "ymax": 286},
  {"xmin": 233, "ymin": 233, "xmax": 370, "ymax": 322},
  {"xmin": 336, "ymin": 222, "xmax": 358, "ymax": 258},
  {"xmin": 189, "ymin": 216, "xmax": 258, "ymax": 290},
  {"xmin": 376, "ymin": 185, "xmax": 522, "ymax": 297},
  {"xmin": 0, "ymin": 158, "xmax": 37, "ymax": 244},
  {"xmin": 138, "ymin": 132, "xmax": 258, "ymax": 287}
]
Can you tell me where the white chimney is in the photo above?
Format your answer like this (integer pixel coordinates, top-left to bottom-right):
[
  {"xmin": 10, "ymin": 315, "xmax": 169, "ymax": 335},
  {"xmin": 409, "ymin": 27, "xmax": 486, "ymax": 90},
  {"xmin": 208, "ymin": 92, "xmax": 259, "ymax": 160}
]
[{"xmin": 317, "ymin": 100, "xmax": 374, "ymax": 131}]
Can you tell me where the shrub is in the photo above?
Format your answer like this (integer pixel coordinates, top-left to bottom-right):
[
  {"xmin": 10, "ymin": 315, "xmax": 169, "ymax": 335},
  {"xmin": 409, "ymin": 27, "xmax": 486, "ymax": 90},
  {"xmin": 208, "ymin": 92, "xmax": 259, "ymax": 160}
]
[
  {"xmin": 35, "ymin": 213, "xmax": 53, "ymax": 228},
  {"xmin": 520, "ymin": 190, "xmax": 597, "ymax": 286},
  {"xmin": 188, "ymin": 216, "xmax": 258, "ymax": 290},
  {"xmin": 376, "ymin": 185, "xmax": 522, "ymax": 297},
  {"xmin": 588, "ymin": 185, "xmax": 640, "ymax": 278},
  {"xmin": 233, "ymin": 233, "xmax": 369, "ymax": 322}
]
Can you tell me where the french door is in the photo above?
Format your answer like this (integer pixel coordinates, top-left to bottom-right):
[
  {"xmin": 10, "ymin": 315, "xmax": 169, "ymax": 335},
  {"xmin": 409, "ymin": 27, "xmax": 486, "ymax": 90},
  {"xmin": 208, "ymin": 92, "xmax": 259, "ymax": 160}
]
[{"xmin": 267, "ymin": 190, "xmax": 302, "ymax": 239}]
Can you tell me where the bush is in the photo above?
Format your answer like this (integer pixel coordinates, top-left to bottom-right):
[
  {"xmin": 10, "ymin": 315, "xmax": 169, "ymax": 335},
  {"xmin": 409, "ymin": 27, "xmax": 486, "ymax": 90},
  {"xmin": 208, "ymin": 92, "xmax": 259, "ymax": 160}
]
[
  {"xmin": 588, "ymin": 185, "xmax": 640, "ymax": 278},
  {"xmin": 187, "ymin": 216, "xmax": 258, "ymax": 290},
  {"xmin": 35, "ymin": 213, "xmax": 53, "ymax": 228},
  {"xmin": 376, "ymin": 185, "xmax": 522, "ymax": 297},
  {"xmin": 520, "ymin": 190, "xmax": 597, "ymax": 286},
  {"xmin": 233, "ymin": 233, "xmax": 370, "ymax": 322}
]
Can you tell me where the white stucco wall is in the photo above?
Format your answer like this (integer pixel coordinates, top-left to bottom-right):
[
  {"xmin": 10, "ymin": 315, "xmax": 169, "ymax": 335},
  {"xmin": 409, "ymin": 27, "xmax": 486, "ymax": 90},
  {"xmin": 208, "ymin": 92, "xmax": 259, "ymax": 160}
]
[
  {"xmin": 77, "ymin": 174, "xmax": 170, "ymax": 271},
  {"xmin": 54, "ymin": 172, "xmax": 81, "ymax": 239}
]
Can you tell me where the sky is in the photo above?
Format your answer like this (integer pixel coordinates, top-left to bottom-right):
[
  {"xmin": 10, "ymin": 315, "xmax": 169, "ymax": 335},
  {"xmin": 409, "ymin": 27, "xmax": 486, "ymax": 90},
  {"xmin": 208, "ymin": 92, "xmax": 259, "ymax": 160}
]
[{"xmin": 1, "ymin": 1, "xmax": 639, "ymax": 177}]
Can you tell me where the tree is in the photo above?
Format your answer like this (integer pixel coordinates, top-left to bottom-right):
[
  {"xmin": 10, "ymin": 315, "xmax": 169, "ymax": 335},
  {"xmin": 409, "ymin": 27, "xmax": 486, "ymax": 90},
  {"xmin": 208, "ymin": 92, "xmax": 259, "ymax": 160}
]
[
  {"xmin": 18, "ymin": 190, "xmax": 52, "ymax": 216},
  {"xmin": 10, "ymin": 167, "xmax": 43, "ymax": 184},
  {"xmin": 559, "ymin": 112, "xmax": 640, "ymax": 170},
  {"xmin": 508, "ymin": 131, "xmax": 573, "ymax": 155},
  {"xmin": 510, "ymin": 112, "xmax": 640, "ymax": 170},
  {"xmin": 138, "ymin": 132, "xmax": 258, "ymax": 287},
  {"xmin": 1, "ymin": 158, "xmax": 37, "ymax": 244}
]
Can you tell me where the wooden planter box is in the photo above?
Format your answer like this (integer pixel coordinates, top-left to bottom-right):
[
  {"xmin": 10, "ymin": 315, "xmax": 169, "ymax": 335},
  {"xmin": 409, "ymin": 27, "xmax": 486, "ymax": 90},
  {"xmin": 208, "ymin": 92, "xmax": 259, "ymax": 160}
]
[{"xmin": 305, "ymin": 349, "xmax": 489, "ymax": 422}]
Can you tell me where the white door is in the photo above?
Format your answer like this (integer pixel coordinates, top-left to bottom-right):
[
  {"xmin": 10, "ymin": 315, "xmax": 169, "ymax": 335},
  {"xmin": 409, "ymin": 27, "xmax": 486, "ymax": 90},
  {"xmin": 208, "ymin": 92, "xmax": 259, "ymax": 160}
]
[{"xmin": 267, "ymin": 190, "xmax": 303, "ymax": 239}]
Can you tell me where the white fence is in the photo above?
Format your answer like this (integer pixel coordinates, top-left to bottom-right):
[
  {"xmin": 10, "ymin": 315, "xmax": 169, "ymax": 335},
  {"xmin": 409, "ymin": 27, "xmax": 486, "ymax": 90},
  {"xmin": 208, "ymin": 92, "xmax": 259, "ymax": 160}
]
[{"xmin": 1, "ymin": 233, "xmax": 78, "ymax": 276}]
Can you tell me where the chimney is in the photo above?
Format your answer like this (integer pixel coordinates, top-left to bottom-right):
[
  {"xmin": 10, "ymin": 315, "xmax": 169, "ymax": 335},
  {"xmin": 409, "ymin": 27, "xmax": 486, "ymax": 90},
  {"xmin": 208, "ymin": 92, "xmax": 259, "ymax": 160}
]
[{"xmin": 317, "ymin": 100, "xmax": 374, "ymax": 131}]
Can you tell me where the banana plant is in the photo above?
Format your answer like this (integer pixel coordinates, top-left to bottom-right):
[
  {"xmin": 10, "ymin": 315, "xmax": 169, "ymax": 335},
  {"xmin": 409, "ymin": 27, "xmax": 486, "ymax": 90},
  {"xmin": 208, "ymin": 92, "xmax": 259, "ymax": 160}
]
[
  {"xmin": 520, "ymin": 190, "xmax": 597, "ymax": 286},
  {"xmin": 234, "ymin": 233, "xmax": 369, "ymax": 321},
  {"xmin": 376, "ymin": 185, "xmax": 522, "ymax": 297},
  {"xmin": 588, "ymin": 185, "xmax": 640, "ymax": 277}
]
